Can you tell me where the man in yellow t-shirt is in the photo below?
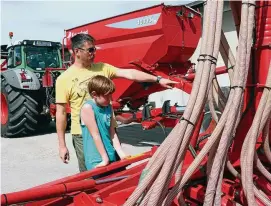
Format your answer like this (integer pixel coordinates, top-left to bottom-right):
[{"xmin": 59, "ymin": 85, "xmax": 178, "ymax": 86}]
[{"xmin": 56, "ymin": 33, "xmax": 177, "ymax": 172}]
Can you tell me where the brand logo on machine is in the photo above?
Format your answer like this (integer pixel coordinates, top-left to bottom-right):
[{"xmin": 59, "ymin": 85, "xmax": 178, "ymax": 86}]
[
  {"xmin": 66, "ymin": 30, "xmax": 89, "ymax": 38},
  {"xmin": 106, "ymin": 13, "xmax": 161, "ymax": 29}
]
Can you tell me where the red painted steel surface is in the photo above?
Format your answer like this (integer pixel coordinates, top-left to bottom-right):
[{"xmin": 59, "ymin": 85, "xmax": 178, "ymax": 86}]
[{"xmin": 42, "ymin": 70, "xmax": 53, "ymax": 87}]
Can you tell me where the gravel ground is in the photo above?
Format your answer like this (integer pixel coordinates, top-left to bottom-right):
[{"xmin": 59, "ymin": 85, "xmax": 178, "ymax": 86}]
[{"xmin": 1, "ymin": 123, "xmax": 171, "ymax": 194}]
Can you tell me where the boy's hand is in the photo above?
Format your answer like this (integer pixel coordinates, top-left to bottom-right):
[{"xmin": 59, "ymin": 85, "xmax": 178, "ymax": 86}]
[
  {"xmin": 95, "ymin": 159, "xmax": 109, "ymax": 168},
  {"xmin": 121, "ymin": 154, "xmax": 131, "ymax": 160},
  {"xmin": 118, "ymin": 150, "xmax": 130, "ymax": 160}
]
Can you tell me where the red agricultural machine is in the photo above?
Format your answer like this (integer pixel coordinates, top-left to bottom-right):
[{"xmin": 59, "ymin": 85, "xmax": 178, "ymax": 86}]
[
  {"xmin": 1, "ymin": 1, "xmax": 271, "ymax": 206},
  {"xmin": 62, "ymin": 3, "xmax": 202, "ymax": 129}
]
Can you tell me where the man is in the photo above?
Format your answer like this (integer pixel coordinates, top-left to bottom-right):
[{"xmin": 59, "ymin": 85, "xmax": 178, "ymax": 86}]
[{"xmin": 56, "ymin": 33, "xmax": 176, "ymax": 172}]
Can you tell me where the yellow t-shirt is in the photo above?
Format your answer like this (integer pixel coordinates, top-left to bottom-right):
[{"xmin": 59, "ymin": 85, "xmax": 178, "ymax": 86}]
[{"xmin": 55, "ymin": 62, "xmax": 118, "ymax": 135}]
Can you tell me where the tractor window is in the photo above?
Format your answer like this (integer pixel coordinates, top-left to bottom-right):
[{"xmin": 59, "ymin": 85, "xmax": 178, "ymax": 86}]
[
  {"xmin": 25, "ymin": 46, "xmax": 60, "ymax": 69},
  {"xmin": 7, "ymin": 46, "xmax": 22, "ymax": 68}
]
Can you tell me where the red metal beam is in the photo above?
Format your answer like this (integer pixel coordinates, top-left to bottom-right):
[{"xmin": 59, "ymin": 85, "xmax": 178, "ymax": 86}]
[
  {"xmin": 25, "ymin": 162, "xmax": 149, "ymax": 206},
  {"xmin": 1, "ymin": 179, "xmax": 96, "ymax": 206},
  {"xmin": 184, "ymin": 66, "xmax": 228, "ymax": 81},
  {"xmin": 26, "ymin": 150, "xmax": 153, "ymax": 189}
]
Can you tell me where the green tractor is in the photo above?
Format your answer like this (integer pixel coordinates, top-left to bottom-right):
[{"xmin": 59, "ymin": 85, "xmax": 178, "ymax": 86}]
[{"xmin": 1, "ymin": 33, "xmax": 68, "ymax": 137}]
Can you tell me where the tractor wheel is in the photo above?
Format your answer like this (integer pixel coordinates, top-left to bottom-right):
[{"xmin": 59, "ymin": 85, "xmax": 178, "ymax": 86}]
[{"xmin": 1, "ymin": 77, "xmax": 39, "ymax": 137}]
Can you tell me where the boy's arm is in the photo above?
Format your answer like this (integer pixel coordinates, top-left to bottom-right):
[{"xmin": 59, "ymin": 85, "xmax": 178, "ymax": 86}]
[
  {"xmin": 110, "ymin": 111, "xmax": 127, "ymax": 159},
  {"xmin": 81, "ymin": 104, "xmax": 109, "ymax": 165}
]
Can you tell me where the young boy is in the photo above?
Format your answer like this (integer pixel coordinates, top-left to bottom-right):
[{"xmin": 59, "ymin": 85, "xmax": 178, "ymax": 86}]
[{"xmin": 80, "ymin": 75, "xmax": 128, "ymax": 170}]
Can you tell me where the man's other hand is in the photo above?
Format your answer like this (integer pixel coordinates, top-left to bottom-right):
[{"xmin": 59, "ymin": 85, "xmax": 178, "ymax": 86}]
[{"xmin": 59, "ymin": 146, "xmax": 70, "ymax": 163}]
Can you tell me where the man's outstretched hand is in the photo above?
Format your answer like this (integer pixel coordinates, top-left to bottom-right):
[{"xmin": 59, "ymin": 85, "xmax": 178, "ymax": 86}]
[{"xmin": 159, "ymin": 78, "xmax": 178, "ymax": 89}]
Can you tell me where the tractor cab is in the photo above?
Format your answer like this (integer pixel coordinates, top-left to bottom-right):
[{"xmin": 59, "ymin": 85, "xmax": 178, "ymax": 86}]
[{"xmin": 7, "ymin": 40, "xmax": 63, "ymax": 77}]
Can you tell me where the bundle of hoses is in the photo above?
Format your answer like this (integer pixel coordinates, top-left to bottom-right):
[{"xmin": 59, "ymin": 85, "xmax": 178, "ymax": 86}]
[
  {"xmin": 240, "ymin": 61, "xmax": 271, "ymax": 206},
  {"xmin": 124, "ymin": 0, "xmax": 224, "ymax": 205},
  {"xmin": 224, "ymin": 66, "xmax": 271, "ymax": 206},
  {"xmin": 124, "ymin": 0, "xmax": 271, "ymax": 205}
]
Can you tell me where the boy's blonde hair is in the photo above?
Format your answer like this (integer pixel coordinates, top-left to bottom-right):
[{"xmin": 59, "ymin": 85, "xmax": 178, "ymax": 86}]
[{"xmin": 87, "ymin": 75, "xmax": 115, "ymax": 96}]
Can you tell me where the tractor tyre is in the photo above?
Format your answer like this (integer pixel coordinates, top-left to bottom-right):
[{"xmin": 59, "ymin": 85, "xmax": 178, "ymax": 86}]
[{"xmin": 1, "ymin": 77, "xmax": 39, "ymax": 137}]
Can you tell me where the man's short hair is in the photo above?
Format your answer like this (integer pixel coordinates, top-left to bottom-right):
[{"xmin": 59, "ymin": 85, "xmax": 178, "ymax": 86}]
[
  {"xmin": 88, "ymin": 75, "xmax": 115, "ymax": 96},
  {"xmin": 71, "ymin": 33, "xmax": 95, "ymax": 51}
]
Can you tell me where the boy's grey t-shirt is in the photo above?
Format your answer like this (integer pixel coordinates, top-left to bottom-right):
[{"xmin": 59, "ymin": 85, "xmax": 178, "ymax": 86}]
[{"xmin": 80, "ymin": 100, "xmax": 116, "ymax": 170}]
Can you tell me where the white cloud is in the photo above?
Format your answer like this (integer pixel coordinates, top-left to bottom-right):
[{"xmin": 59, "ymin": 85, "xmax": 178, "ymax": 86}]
[{"xmin": 1, "ymin": 0, "xmax": 192, "ymax": 45}]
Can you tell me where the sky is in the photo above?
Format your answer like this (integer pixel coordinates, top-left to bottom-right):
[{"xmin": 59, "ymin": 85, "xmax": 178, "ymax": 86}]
[{"xmin": 1, "ymin": 0, "xmax": 193, "ymax": 45}]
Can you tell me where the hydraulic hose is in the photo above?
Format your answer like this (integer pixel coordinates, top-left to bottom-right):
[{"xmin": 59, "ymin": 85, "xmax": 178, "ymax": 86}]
[
  {"xmin": 220, "ymin": 29, "xmax": 236, "ymax": 84},
  {"xmin": 255, "ymin": 153, "xmax": 271, "ymax": 182},
  {"xmin": 263, "ymin": 118, "xmax": 271, "ymax": 163}
]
